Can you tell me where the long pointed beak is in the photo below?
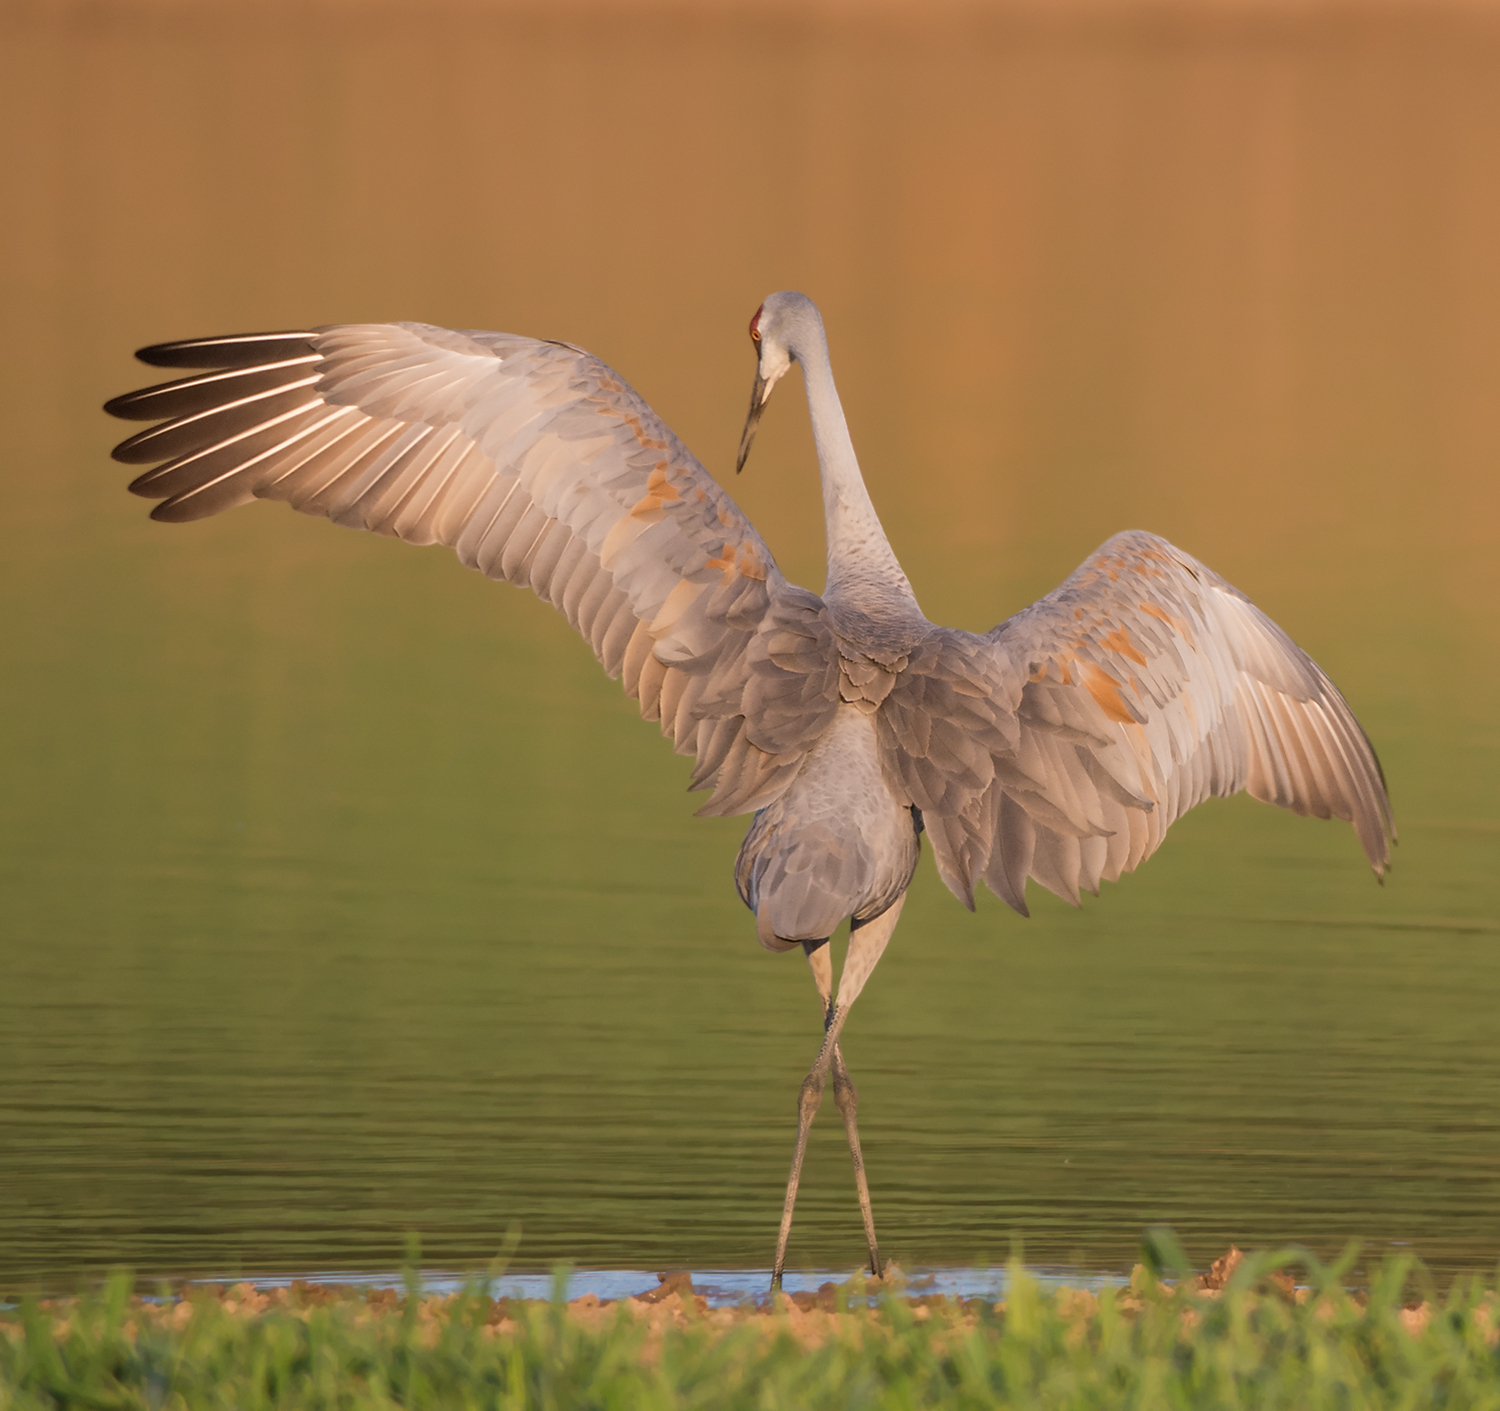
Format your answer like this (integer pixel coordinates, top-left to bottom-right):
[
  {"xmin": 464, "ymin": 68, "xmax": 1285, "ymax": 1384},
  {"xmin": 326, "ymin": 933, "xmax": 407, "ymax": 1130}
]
[{"xmin": 736, "ymin": 372, "xmax": 770, "ymax": 473}]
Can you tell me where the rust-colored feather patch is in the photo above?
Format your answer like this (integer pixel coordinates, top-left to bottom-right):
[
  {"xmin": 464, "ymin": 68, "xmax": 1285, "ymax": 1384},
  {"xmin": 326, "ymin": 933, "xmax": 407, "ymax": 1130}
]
[
  {"xmin": 628, "ymin": 462, "xmax": 682, "ymax": 521},
  {"xmin": 1083, "ymin": 663, "xmax": 1136, "ymax": 723},
  {"xmin": 1101, "ymin": 627, "xmax": 1147, "ymax": 666}
]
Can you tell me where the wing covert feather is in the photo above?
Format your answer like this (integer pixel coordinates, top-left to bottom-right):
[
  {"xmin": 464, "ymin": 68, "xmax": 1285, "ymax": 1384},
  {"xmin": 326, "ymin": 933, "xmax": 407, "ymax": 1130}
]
[
  {"xmin": 106, "ymin": 323, "xmax": 840, "ymax": 812},
  {"xmin": 879, "ymin": 531, "xmax": 1393, "ymax": 914}
]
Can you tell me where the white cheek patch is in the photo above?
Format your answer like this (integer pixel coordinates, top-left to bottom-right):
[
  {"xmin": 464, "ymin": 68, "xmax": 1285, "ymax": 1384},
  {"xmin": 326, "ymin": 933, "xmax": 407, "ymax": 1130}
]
[{"xmin": 759, "ymin": 347, "xmax": 793, "ymax": 402}]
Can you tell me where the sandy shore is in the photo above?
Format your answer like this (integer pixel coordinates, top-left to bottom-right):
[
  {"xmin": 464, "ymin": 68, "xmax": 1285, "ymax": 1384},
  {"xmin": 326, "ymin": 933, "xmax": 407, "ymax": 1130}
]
[{"xmin": 10, "ymin": 1248, "xmax": 1488, "ymax": 1354}]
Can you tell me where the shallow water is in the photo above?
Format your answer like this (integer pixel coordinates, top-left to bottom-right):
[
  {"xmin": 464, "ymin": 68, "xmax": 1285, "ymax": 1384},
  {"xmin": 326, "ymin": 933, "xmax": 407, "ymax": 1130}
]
[
  {"xmin": 2, "ymin": 2, "xmax": 1498, "ymax": 1291},
  {"xmin": 189, "ymin": 1265, "xmax": 1130, "ymax": 1310}
]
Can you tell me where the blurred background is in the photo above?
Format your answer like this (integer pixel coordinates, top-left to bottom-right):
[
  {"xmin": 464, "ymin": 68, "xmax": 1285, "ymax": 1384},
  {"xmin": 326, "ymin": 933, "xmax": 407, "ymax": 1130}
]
[{"xmin": 1, "ymin": 0, "xmax": 1497, "ymax": 1291}]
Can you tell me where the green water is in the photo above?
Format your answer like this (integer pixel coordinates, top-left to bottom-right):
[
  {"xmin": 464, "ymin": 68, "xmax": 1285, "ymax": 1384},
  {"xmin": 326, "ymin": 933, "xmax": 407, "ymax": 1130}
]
[{"xmin": 2, "ymin": 3, "xmax": 1497, "ymax": 1290}]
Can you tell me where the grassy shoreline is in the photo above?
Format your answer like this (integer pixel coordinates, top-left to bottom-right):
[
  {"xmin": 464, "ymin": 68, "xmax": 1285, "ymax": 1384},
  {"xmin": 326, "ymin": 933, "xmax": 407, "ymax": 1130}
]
[{"xmin": 4, "ymin": 1245, "xmax": 1498, "ymax": 1408}]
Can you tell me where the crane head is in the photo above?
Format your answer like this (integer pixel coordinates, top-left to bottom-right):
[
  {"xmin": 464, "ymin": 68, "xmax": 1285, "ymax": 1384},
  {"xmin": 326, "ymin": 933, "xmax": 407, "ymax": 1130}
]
[{"xmin": 735, "ymin": 294, "xmax": 798, "ymax": 473}]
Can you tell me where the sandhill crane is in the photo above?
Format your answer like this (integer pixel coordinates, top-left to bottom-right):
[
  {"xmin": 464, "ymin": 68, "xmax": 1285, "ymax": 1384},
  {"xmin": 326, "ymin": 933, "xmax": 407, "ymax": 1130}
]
[{"xmin": 106, "ymin": 290, "xmax": 1394, "ymax": 1290}]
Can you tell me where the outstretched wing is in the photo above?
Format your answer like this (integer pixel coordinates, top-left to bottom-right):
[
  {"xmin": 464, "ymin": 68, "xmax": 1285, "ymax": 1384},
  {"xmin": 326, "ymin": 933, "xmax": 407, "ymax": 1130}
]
[
  {"xmin": 106, "ymin": 322, "xmax": 840, "ymax": 814},
  {"xmin": 878, "ymin": 531, "xmax": 1393, "ymax": 914}
]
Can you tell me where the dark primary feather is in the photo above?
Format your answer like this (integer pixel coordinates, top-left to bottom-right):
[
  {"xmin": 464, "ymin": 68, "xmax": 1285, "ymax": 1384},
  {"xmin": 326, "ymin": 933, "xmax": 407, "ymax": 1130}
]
[
  {"xmin": 104, "ymin": 359, "xmax": 321, "ymax": 425},
  {"xmin": 135, "ymin": 332, "xmax": 319, "ymax": 369}
]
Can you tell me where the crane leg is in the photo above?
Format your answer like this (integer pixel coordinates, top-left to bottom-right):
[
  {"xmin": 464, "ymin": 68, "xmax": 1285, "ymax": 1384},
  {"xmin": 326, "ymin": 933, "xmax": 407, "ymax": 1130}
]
[
  {"xmin": 770, "ymin": 898, "xmax": 904, "ymax": 1292},
  {"xmin": 769, "ymin": 981, "xmax": 847, "ymax": 1294},
  {"xmin": 793, "ymin": 943, "xmax": 881, "ymax": 1278},
  {"xmin": 831, "ymin": 1045, "xmax": 882, "ymax": 1280}
]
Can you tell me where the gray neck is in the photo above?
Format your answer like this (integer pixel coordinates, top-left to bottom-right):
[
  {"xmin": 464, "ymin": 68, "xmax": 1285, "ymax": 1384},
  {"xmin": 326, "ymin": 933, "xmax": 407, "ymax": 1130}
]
[{"xmin": 791, "ymin": 322, "xmax": 920, "ymax": 614}]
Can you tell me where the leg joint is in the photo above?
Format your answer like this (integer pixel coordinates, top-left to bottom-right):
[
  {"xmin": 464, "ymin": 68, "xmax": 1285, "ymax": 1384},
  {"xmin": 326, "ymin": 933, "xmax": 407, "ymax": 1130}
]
[{"xmin": 798, "ymin": 1071, "xmax": 825, "ymax": 1112}]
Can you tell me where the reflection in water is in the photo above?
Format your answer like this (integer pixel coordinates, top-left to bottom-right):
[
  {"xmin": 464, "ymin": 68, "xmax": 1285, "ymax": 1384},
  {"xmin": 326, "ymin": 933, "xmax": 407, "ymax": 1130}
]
[{"xmin": 1, "ymin": 2, "xmax": 1498, "ymax": 1288}]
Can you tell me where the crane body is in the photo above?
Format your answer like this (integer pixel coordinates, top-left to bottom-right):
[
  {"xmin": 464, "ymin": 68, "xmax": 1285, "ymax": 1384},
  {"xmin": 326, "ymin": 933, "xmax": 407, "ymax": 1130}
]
[{"xmin": 106, "ymin": 291, "xmax": 1394, "ymax": 1290}]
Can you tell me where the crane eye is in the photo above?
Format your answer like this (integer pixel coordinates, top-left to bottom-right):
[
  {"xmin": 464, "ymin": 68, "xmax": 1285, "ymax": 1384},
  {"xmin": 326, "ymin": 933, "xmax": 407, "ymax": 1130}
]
[{"xmin": 749, "ymin": 307, "xmax": 763, "ymax": 343}]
